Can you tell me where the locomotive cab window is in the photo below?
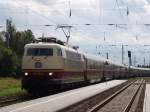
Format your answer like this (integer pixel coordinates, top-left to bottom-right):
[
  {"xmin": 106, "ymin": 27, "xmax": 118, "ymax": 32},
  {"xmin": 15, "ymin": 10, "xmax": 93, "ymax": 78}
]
[{"xmin": 27, "ymin": 48, "xmax": 53, "ymax": 56}]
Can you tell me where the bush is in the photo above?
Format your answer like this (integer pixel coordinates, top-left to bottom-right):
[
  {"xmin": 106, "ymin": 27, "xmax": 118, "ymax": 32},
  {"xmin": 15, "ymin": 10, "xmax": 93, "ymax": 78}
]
[{"xmin": 0, "ymin": 45, "xmax": 19, "ymax": 77}]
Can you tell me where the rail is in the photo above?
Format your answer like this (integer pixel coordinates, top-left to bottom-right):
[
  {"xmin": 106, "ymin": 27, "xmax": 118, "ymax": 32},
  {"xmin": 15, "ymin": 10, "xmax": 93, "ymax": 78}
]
[
  {"xmin": 0, "ymin": 95, "xmax": 33, "ymax": 107},
  {"xmin": 88, "ymin": 79, "xmax": 144, "ymax": 112}
]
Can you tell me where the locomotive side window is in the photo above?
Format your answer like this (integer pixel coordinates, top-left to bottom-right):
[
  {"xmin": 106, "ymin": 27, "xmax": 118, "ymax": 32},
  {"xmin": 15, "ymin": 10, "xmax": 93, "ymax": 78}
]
[
  {"xmin": 27, "ymin": 48, "xmax": 53, "ymax": 56},
  {"xmin": 66, "ymin": 51, "xmax": 81, "ymax": 60},
  {"xmin": 57, "ymin": 48, "xmax": 62, "ymax": 56}
]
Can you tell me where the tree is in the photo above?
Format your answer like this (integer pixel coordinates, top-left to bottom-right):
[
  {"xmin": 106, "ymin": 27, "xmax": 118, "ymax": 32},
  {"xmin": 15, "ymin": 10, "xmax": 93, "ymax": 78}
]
[
  {"xmin": 10, "ymin": 29, "xmax": 34, "ymax": 57},
  {"xmin": 0, "ymin": 45, "xmax": 18, "ymax": 77},
  {"xmin": 0, "ymin": 19, "xmax": 34, "ymax": 77},
  {"xmin": 0, "ymin": 31, "xmax": 6, "ymax": 46}
]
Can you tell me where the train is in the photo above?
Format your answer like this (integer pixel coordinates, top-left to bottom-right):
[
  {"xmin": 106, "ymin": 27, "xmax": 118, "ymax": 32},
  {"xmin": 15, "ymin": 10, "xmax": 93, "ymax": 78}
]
[{"xmin": 21, "ymin": 37, "xmax": 150, "ymax": 93}]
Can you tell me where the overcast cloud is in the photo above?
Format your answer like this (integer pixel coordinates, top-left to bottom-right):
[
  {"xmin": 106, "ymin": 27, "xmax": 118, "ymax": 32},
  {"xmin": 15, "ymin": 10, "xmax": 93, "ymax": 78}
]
[{"xmin": 0, "ymin": 0, "xmax": 150, "ymax": 65}]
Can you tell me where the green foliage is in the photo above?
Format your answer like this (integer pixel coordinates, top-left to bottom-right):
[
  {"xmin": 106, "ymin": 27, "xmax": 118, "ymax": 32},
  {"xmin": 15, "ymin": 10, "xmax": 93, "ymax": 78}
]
[
  {"xmin": 0, "ymin": 20, "xmax": 34, "ymax": 77},
  {"xmin": 0, "ymin": 33, "xmax": 5, "ymax": 46},
  {"xmin": 11, "ymin": 29, "xmax": 34, "ymax": 57},
  {"xmin": 0, "ymin": 45, "xmax": 19, "ymax": 77}
]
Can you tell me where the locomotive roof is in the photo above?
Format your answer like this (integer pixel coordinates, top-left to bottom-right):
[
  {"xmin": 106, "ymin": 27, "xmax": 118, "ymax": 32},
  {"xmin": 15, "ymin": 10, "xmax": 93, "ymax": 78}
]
[
  {"xmin": 25, "ymin": 42, "xmax": 64, "ymax": 47},
  {"xmin": 25, "ymin": 42, "xmax": 81, "ymax": 53}
]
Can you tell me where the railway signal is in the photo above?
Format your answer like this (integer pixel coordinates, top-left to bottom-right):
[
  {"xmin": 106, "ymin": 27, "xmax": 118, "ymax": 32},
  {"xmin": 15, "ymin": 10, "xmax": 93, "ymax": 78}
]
[
  {"xmin": 128, "ymin": 51, "xmax": 132, "ymax": 66},
  {"xmin": 128, "ymin": 51, "xmax": 131, "ymax": 58}
]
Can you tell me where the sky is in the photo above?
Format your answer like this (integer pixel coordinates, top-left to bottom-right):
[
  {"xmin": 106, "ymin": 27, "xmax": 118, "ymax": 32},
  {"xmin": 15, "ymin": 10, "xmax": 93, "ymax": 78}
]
[{"xmin": 0, "ymin": 0, "xmax": 150, "ymax": 65}]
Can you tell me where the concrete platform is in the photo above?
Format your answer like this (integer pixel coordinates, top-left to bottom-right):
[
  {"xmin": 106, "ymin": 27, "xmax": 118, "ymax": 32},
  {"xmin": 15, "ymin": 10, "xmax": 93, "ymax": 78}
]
[
  {"xmin": 0, "ymin": 80, "xmax": 126, "ymax": 112},
  {"xmin": 143, "ymin": 84, "xmax": 150, "ymax": 112}
]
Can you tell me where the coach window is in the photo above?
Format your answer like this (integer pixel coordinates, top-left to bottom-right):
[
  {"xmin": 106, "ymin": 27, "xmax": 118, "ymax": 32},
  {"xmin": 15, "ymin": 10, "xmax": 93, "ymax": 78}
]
[{"xmin": 57, "ymin": 48, "xmax": 62, "ymax": 56}]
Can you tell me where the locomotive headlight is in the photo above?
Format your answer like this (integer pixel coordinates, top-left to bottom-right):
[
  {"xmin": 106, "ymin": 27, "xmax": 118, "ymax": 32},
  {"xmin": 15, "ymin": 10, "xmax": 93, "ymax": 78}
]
[
  {"xmin": 24, "ymin": 72, "xmax": 28, "ymax": 76},
  {"xmin": 49, "ymin": 72, "xmax": 53, "ymax": 76}
]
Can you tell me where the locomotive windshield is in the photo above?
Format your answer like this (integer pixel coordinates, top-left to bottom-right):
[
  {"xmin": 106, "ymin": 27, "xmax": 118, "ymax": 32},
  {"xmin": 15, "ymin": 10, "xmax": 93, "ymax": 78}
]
[{"xmin": 27, "ymin": 48, "xmax": 53, "ymax": 56}]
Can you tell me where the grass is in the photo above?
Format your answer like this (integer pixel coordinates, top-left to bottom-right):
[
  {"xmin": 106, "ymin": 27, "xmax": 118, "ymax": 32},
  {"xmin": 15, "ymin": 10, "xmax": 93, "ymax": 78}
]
[{"xmin": 0, "ymin": 77, "xmax": 27, "ymax": 97}]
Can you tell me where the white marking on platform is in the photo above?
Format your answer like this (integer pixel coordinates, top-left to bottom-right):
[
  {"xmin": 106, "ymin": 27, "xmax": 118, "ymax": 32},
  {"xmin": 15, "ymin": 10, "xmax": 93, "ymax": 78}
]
[
  {"xmin": 143, "ymin": 84, "xmax": 150, "ymax": 112},
  {"xmin": 0, "ymin": 80, "xmax": 126, "ymax": 112}
]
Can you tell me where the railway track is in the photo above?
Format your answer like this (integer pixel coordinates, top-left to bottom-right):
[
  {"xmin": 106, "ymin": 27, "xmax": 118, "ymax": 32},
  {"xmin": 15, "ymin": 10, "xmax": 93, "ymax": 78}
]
[
  {"xmin": 88, "ymin": 79, "xmax": 144, "ymax": 112},
  {"xmin": 0, "ymin": 94, "xmax": 34, "ymax": 107},
  {"xmin": 0, "ymin": 89, "xmax": 66, "ymax": 107}
]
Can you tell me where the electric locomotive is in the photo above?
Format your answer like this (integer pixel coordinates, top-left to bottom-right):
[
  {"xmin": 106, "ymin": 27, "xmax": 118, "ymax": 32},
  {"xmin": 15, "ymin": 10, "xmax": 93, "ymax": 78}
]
[{"xmin": 22, "ymin": 38, "xmax": 86, "ymax": 92}]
